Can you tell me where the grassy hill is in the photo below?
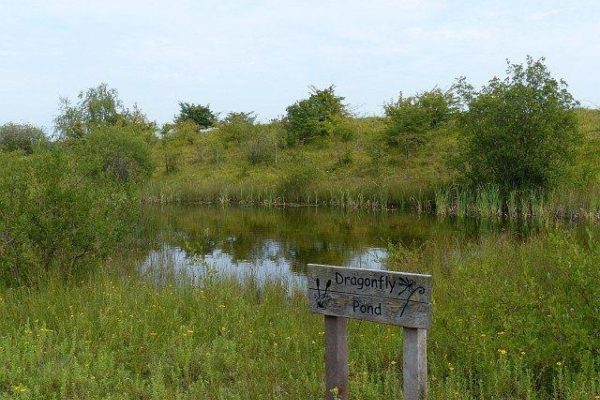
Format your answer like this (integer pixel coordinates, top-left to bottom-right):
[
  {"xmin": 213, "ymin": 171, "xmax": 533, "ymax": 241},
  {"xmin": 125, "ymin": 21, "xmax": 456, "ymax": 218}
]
[{"xmin": 144, "ymin": 109, "xmax": 600, "ymax": 220}]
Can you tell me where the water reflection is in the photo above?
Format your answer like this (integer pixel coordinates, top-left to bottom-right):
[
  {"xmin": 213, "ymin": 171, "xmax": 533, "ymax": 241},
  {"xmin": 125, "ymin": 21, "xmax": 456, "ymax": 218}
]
[{"xmin": 135, "ymin": 205, "xmax": 550, "ymax": 284}]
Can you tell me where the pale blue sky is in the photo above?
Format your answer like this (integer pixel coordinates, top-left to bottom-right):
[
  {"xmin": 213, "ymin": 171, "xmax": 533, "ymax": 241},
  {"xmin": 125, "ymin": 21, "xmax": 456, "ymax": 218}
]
[{"xmin": 1, "ymin": 0, "xmax": 599, "ymax": 131}]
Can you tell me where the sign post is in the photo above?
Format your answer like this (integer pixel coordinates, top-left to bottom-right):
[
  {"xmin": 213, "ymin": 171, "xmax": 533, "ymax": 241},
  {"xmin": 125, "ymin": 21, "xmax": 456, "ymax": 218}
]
[{"xmin": 307, "ymin": 264, "xmax": 432, "ymax": 400}]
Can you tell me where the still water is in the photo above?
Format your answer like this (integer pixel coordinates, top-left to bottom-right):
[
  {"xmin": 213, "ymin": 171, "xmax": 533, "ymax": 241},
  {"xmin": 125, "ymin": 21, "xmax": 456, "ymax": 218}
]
[{"xmin": 131, "ymin": 205, "xmax": 552, "ymax": 285}]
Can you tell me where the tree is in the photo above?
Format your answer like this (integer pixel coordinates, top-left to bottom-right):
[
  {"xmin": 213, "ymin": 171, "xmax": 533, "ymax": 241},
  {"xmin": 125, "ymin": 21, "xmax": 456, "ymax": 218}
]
[
  {"xmin": 55, "ymin": 83, "xmax": 123, "ymax": 139},
  {"xmin": 283, "ymin": 85, "xmax": 349, "ymax": 145},
  {"xmin": 455, "ymin": 57, "xmax": 580, "ymax": 190},
  {"xmin": 176, "ymin": 102, "xmax": 218, "ymax": 129},
  {"xmin": 54, "ymin": 83, "xmax": 155, "ymax": 141},
  {"xmin": 0, "ymin": 123, "xmax": 47, "ymax": 154}
]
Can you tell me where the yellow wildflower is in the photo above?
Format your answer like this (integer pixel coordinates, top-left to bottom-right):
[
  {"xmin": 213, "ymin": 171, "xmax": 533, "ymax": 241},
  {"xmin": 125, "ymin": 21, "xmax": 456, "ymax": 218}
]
[{"xmin": 12, "ymin": 385, "xmax": 29, "ymax": 394}]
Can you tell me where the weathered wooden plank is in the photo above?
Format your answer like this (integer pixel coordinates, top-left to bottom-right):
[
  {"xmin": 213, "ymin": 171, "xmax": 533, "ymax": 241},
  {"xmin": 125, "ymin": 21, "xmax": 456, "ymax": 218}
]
[
  {"xmin": 307, "ymin": 264, "xmax": 432, "ymax": 303},
  {"xmin": 306, "ymin": 264, "xmax": 432, "ymax": 328},
  {"xmin": 324, "ymin": 315, "xmax": 348, "ymax": 400},
  {"xmin": 308, "ymin": 289, "xmax": 432, "ymax": 328},
  {"xmin": 403, "ymin": 327, "xmax": 428, "ymax": 400}
]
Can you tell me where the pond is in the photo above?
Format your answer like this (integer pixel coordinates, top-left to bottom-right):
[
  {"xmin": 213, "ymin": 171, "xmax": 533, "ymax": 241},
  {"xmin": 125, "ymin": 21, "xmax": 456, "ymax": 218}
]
[{"xmin": 125, "ymin": 205, "xmax": 566, "ymax": 286}]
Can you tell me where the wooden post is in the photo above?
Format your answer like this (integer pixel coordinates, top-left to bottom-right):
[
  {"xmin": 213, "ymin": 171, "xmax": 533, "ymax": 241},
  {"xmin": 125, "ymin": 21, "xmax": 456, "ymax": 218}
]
[
  {"xmin": 325, "ymin": 315, "xmax": 348, "ymax": 400},
  {"xmin": 403, "ymin": 327, "xmax": 428, "ymax": 400}
]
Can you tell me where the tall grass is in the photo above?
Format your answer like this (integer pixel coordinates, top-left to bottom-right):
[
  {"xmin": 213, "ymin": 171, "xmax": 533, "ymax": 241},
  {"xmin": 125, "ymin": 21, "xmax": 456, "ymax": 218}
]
[
  {"xmin": 143, "ymin": 180, "xmax": 600, "ymax": 223},
  {"xmin": 430, "ymin": 185, "xmax": 600, "ymax": 223},
  {"xmin": 1, "ymin": 229, "xmax": 598, "ymax": 399}
]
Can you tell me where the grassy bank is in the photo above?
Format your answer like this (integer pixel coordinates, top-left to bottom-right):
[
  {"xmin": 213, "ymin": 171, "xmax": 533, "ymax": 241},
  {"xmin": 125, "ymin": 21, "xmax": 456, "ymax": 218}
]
[
  {"xmin": 1, "ymin": 229, "xmax": 598, "ymax": 399},
  {"xmin": 144, "ymin": 110, "xmax": 600, "ymax": 220}
]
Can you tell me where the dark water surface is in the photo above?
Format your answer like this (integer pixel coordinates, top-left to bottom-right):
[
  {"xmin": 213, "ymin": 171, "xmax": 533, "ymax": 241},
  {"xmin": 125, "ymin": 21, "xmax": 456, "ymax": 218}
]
[{"xmin": 127, "ymin": 205, "xmax": 571, "ymax": 285}]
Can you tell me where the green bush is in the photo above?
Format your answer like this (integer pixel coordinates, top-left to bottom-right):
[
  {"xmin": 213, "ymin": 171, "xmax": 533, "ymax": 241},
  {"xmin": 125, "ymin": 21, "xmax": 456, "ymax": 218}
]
[
  {"xmin": 160, "ymin": 121, "xmax": 202, "ymax": 173},
  {"xmin": 195, "ymin": 133, "xmax": 227, "ymax": 165},
  {"xmin": 247, "ymin": 126, "xmax": 278, "ymax": 165},
  {"xmin": 384, "ymin": 88, "xmax": 453, "ymax": 154},
  {"xmin": 283, "ymin": 86, "xmax": 349, "ymax": 145},
  {"xmin": 455, "ymin": 57, "xmax": 581, "ymax": 191},
  {"xmin": 220, "ymin": 111, "xmax": 257, "ymax": 144},
  {"xmin": 0, "ymin": 148, "xmax": 139, "ymax": 285},
  {"xmin": 0, "ymin": 123, "xmax": 47, "ymax": 154},
  {"xmin": 332, "ymin": 118, "xmax": 357, "ymax": 142},
  {"xmin": 73, "ymin": 125, "xmax": 155, "ymax": 183},
  {"xmin": 162, "ymin": 120, "xmax": 201, "ymax": 145}
]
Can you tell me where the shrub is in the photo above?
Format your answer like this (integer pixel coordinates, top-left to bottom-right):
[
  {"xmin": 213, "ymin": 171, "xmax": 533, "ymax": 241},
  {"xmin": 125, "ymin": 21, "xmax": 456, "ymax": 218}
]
[
  {"xmin": 159, "ymin": 121, "xmax": 203, "ymax": 173},
  {"xmin": 72, "ymin": 125, "xmax": 155, "ymax": 183},
  {"xmin": 384, "ymin": 88, "xmax": 453, "ymax": 154},
  {"xmin": 455, "ymin": 57, "xmax": 581, "ymax": 190},
  {"xmin": 220, "ymin": 111, "xmax": 256, "ymax": 144},
  {"xmin": 0, "ymin": 123, "xmax": 47, "ymax": 154},
  {"xmin": 283, "ymin": 86, "xmax": 349, "ymax": 145},
  {"xmin": 247, "ymin": 126, "xmax": 278, "ymax": 165},
  {"xmin": 0, "ymin": 148, "xmax": 139, "ymax": 285},
  {"xmin": 162, "ymin": 120, "xmax": 201, "ymax": 145},
  {"xmin": 332, "ymin": 118, "xmax": 357, "ymax": 142},
  {"xmin": 195, "ymin": 133, "xmax": 227, "ymax": 165}
]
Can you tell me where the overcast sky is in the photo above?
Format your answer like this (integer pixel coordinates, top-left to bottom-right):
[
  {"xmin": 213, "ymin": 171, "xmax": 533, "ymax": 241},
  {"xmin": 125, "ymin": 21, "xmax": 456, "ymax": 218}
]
[{"xmin": 1, "ymin": 0, "xmax": 599, "ymax": 131}]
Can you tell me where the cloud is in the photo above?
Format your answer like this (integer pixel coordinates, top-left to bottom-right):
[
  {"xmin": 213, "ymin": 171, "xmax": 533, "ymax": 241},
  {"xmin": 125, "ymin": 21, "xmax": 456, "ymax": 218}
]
[
  {"xmin": 0, "ymin": 0, "xmax": 598, "ymax": 128},
  {"xmin": 530, "ymin": 9, "xmax": 559, "ymax": 21}
]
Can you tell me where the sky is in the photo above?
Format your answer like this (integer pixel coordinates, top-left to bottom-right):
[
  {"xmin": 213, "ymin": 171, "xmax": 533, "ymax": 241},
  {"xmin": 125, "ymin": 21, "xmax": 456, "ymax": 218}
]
[{"xmin": 1, "ymin": 0, "xmax": 599, "ymax": 131}]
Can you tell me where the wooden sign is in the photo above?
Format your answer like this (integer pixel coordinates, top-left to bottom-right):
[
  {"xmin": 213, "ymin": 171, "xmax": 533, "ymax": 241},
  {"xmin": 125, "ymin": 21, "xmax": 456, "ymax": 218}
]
[
  {"xmin": 307, "ymin": 264, "xmax": 433, "ymax": 400},
  {"xmin": 307, "ymin": 264, "xmax": 432, "ymax": 329}
]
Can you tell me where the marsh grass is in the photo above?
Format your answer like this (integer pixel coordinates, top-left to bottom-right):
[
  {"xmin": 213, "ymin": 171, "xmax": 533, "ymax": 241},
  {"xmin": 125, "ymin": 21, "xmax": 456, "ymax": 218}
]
[
  {"xmin": 432, "ymin": 185, "xmax": 600, "ymax": 223},
  {"xmin": 1, "ymin": 230, "xmax": 598, "ymax": 399}
]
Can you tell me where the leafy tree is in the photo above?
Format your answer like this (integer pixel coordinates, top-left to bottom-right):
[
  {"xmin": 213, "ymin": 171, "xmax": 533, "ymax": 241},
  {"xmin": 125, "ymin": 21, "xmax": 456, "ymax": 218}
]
[
  {"xmin": 283, "ymin": 85, "xmax": 349, "ymax": 145},
  {"xmin": 54, "ymin": 83, "xmax": 155, "ymax": 141},
  {"xmin": 455, "ymin": 56, "xmax": 581, "ymax": 190},
  {"xmin": 0, "ymin": 123, "xmax": 47, "ymax": 154},
  {"xmin": 384, "ymin": 88, "xmax": 454, "ymax": 154},
  {"xmin": 176, "ymin": 102, "xmax": 218, "ymax": 129}
]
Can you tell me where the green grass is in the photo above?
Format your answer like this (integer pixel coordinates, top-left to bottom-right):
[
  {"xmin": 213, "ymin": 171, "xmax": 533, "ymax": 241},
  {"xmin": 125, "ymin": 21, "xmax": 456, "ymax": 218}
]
[
  {"xmin": 1, "ymin": 229, "xmax": 598, "ymax": 399},
  {"xmin": 144, "ymin": 109, "xmax": 600, "ymax": 221},
  {"xmin": 144, "ymin": 117, "xmax": 457, "ymax": 209}
]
